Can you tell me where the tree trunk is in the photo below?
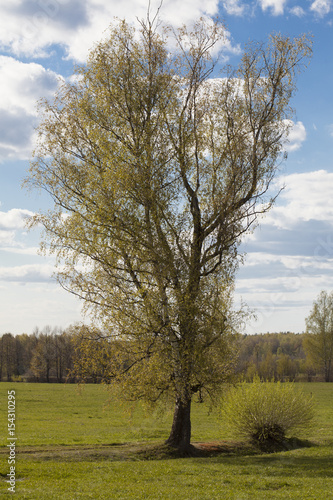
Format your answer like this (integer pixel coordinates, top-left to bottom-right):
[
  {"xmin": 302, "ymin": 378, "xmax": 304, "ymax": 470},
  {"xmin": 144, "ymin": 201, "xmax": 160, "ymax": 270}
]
[
  {"xmin": 46, "ymin": 361, "xmax": 50, "ymax": 383},
  {"xmin": 165, "ymin": 395, "xmax": 192, "ymax": 453},
  {"xmin": 325, "ymin": 359, "xmax": 332, "ymax": 382}
]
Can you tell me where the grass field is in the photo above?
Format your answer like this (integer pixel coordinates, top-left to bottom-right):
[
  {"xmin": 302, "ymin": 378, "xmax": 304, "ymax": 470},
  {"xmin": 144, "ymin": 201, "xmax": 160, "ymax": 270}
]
[{"xmin": 0, "ymin": 382, "xmax": 332, "ymax": 499}]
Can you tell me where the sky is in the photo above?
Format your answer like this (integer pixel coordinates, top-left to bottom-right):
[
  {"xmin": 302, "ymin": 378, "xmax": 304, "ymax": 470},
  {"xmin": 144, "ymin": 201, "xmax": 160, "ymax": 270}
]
[{"xmin": 0, "ymin": 0, "xmax": 332, "ymax": 335}]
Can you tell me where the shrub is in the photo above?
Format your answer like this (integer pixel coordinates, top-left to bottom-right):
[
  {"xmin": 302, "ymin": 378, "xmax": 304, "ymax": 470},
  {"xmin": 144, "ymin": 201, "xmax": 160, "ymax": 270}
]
[{"xmin": 222, "ymin": 378, "xmax": 315, "ymax": 450}]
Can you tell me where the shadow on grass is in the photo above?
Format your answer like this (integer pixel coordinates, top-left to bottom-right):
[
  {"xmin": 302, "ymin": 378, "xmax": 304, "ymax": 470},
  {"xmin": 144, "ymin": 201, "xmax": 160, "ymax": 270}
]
[
  {"xmin": 250, "ymin": 436, "xmax": 314, "ymax": 453},
  {"xmin": 1, "ymin": 437, "xmax": 317, "ymax": 463},
  {"xmin": 225, "ymin": 450, "xmax": 333, "ymax": 479}
]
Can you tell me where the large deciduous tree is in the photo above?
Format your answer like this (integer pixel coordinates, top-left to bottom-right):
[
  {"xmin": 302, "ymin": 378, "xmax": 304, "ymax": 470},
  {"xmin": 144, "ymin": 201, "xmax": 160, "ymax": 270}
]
[
  {"xmin": 26, "ymin": 17, "xmax": 311, "ymax": 452},
  {"xmin": 304, "ymin": 290, "xmax": 333, "ymax": 382}
]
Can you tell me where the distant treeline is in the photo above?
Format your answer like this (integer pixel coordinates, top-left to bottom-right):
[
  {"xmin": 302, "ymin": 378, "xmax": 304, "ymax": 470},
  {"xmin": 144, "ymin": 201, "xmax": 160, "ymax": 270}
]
[
  {"xmin": 236, "ymin": 332, "xmax": 318, "ymax": 382},
  {"xmin": 0, "ymin": 328, "xmax": 329, "ymax": 383},
  {"xmin": 0, "ymin": 327, "xmax": 74, "ymax": 383}
]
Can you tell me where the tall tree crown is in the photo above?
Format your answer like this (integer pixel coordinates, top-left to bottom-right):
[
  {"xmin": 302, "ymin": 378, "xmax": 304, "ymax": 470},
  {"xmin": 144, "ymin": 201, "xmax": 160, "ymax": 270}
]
[{"xmin": 26, "ymin": 17, "xmax": 311, "ymax": 449}]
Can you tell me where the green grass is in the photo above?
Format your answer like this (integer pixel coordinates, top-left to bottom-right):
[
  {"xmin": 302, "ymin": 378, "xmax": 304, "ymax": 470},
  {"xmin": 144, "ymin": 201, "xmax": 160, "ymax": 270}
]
[
  {"xmin": 1, "ymin": 383, "xmax": 173, "ymax": 447},
  {"xmin": 1, "ymin": 382, "xmax": 333, "ymax": 499}
]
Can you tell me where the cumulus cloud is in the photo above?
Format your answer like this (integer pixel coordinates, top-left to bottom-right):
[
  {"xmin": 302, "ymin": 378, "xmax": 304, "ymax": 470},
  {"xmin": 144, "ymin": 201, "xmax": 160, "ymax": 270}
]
[
  {"xmin": 235, "ymin": 243, "xmax": 333, "ymax": 333},
  {"xmin": 310, "ymin": 0, "xmax": 331, "ymax": 17},
  {"xmin": 0, "ymin": 263, "xmax": 53, "ymax": 283},
  {"xmin": 0, "ymin": 0, "xmax": 228, "ymax": 62},
  {"xmin": 0, "ymin": 0, "xmax": 90, "ymax": 58},
  {"xmin": 284, "ymin": 120, "xmax": 307, "ymax": 152},
  {"xmin": 236, "ymin": 251, "xmax": 333, "ymax": 332},
  {"xmin": 244, "ymin": 252, "xmax": 332, "ymax": 271},
  {"xmin": 259, "ymin": 170, "xmax": 333, "ymax": 230},
  {"xmin": 0, "ymin": 208, "xmax": 33, "ymax": 230},
  {"xmin": 0, "ymin": 3, "xmax": 241, "ymax": 163},
  {"xmin": 234, "ymin": 168, "xmax": 333, "ymax": 332},
  {"xmin": 258, "ymin": 0, "xmax": 288, "ymax": 15},
  {"xmin": 0, "ymin": 56, "xmax": 60, "ymax": 160},
  {"xmin": 290, "ymin": 6, "xmax": 306, "ymax": 17},
  {"xmin": 0, "ymin": 208, "xmax": 35, "ymax": 250},
  {"xmin": 0, "ymin": 56, "xmax": 60, "ymax": 114},
  {"xmin": 222, "ymin": 0, "xmax": 247, "ymax": 16}
]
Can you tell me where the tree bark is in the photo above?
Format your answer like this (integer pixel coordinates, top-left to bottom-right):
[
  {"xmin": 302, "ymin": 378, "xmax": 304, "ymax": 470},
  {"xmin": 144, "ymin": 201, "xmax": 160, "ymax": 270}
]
[
  {"xmin": 165, "ymin": 395, "xmax": 192, "ymax": 453},
  {"xmin": 325, "ymin": 359, "xmax": 332, "ymax": 382}
]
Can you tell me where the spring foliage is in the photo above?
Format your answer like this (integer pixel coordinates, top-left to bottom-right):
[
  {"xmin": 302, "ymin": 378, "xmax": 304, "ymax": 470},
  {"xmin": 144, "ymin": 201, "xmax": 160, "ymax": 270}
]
[
  {"xmin": 304, "ymin": 290, "xmax": 333, "ymax": 382},
  {"xmin": 222, "ymin": 378, "xmax": 315, "ymax": 448},
  {"xmin": 26, "ymin": 16, "xmax": 311, "ymax": 448}
]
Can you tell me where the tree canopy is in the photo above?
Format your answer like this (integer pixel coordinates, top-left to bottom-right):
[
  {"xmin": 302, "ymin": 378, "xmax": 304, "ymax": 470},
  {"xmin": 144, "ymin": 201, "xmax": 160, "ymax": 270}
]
[
  {"xmin": 26, "ymin": 16, "xmax": 312, "ymax": 452},
  {"xmin": 304, "ymin": 290, "xmax": 333, "ymax": 382}
]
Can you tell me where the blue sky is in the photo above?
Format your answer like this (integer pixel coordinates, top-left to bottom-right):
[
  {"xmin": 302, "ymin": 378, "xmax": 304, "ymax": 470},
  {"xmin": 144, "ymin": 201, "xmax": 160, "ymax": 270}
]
[{"xmin": 0, "ymin": 0, "xmax": 332, "ymax": 335}]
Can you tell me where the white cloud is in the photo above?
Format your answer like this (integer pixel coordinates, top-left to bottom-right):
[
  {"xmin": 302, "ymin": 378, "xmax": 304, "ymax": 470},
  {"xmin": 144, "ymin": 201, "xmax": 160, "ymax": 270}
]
[
  {"xmin": 222, "ymin": 0, "xmax": 247, "ymax": 16},
  {"xmin": 262, "ymin": 170, "xmax": 333, "ymax": 229},
  {"xmin": 0, "ymin": 263, "xmax": 53, "ymax": 282},
  {"xmin": 284, "ymin": 120, "xmax": 307, "ymax": 152},
  {"xmin": 310, "ymin": 0, "xmax": 331, "ymax": 17},
  {"xmin": 0, "ymin": 230, "xmax": 16, "ymax": 246},
  {"xmin": 0, "ymin": 56, "xmax": 60, "ymax": 160},
  {"xmin": 0, "ymin": 3, "xmax": 240, "ymax": 163},
  {"xmin": 0, "ymin": 208, "xmax": 35, "ymax": 250},
  {"xmin": 258, "ymin": 0, "xmax": 288, "ymax": 15},
  {"xmin": 290, "ymin": 6, "xmax": 306, "ymax": 17},
  {"xmin": 0, "ymin": 56, "xmax": 59, "ymax": 114},
  {"xmin": 243, "ymin": 252, "xmax": 333, "ymax": 273},
  {"xmin": 232, "ymin": 169, "xmax": 333, "ymax": 333},
  {"xmin": 235, "ymin": 246, "xmax": 333, "ymax": 333},
  {"xmin": 0, "ymin": 208, "xmax": 34, "ymax": 230},
  {"xmin": 0, "ymin": 0, "xmax": 224, "ymax": 62},
  {"xmin": 0, "ymin": 0, "xmax": 90, "ymax": 59}
]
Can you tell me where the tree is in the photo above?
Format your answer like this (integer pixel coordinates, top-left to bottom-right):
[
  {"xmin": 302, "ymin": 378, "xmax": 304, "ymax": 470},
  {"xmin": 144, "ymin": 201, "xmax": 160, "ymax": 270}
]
[
  {"xmin": 30, "ymin": 327, "xmax": 57, "ymax": 382},
  {"xmin": 304, "ymin": 290, "xmax": 333, "ymax": 382},
  {"xmin": 70, "ymin": 325, "xmax": 113, "ymax": 383},
  {"xmin": 276, "ymin": 353, "xmax": 298, "ymax": 381},
  {"xmin": 258, "ymin": 350, "xmax": 276, "ymax": 380},
  {"xmin": 54, "ymin": 330, "xmax": 74, "ymax": 382},
  {"xmin": 26, "ymin": 16, "xmax": 311, "ymax": 452},
  {"xmin": 0, "ymin": 333, "xmax": 19, "ymax": 381}
]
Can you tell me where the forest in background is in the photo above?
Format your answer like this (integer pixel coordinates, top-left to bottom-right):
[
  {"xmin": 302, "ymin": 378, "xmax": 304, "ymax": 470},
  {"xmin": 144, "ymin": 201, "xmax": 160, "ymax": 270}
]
[{"xmin": 0, "ymin": 328, "xmax": 329, "ymax": 384}]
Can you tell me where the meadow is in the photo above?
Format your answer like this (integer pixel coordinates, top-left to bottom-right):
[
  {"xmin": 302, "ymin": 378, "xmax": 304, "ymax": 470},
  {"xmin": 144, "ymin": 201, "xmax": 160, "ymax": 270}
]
[{"xmin": 0, "ymin": 382, "xmax": 332, "ymax": 499}]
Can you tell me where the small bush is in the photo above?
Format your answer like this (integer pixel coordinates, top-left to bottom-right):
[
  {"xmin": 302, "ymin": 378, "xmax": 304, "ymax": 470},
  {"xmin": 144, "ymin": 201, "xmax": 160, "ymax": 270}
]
[{"xmin": 222, "ymin": 378, "xmax": 315, "ymax": 450}]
